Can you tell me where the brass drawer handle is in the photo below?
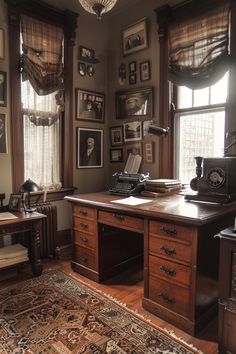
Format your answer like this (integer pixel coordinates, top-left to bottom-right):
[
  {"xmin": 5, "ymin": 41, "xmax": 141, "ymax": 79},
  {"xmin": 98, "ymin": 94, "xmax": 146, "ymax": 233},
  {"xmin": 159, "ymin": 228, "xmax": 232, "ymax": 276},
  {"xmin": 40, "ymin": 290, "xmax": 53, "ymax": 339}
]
[
  {"xmin": 113, "ymin": 213, "xmax": 125, "ymax": 221},
  {"xmin": 158, "ymin": 292, "xmax": 175, "ymax": 304},
  {"xmin": 160, "ymin": 226, "xmax": 177, "ymax": 237},
  {"xmin": 80, "ymin": 222, "xmax": 88, "ymax": 229},
  {"xmin": 79, "ymin": 210, "xmax": 88, "ymax": 216},
  {"xmin": 80, "ymin": 236, "xmax": 88, "ymax": 243},
  {"xmin": 79, "ymin": 255, "xmax": 88, "ymax": 262},
  {"xmin": 160, "ymin": 246, "xmax": 176, "ymax": 256},
  {"xmin": 160, "ymin": 265, "xmax": 176, "ymax": 276}
]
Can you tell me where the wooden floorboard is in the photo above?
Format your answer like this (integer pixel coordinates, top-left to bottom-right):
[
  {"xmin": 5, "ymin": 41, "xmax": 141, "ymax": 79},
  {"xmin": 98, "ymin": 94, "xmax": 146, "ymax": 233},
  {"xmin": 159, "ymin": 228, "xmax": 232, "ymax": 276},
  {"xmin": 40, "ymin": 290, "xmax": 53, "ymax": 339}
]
[{"xmin": 0, "ymin": 259, "xmax": 218, "ymax": 354}]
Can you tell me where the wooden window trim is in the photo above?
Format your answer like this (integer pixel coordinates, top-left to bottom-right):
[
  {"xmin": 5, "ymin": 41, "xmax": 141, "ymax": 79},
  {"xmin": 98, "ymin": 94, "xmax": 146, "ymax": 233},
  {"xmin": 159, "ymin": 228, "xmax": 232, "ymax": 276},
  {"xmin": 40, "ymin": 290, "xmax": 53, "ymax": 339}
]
[{"xmin": 6, "ymin": 0, "xmax": 78, "ymax": 193}]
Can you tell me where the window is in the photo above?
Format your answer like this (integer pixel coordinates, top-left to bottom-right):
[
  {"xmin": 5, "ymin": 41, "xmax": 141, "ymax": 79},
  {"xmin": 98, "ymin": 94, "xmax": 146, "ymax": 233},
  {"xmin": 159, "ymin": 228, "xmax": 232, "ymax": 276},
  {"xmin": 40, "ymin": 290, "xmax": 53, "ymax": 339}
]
[{"xmin": 174, "ymin": 73, "xmax": 228, "ymax": 184}]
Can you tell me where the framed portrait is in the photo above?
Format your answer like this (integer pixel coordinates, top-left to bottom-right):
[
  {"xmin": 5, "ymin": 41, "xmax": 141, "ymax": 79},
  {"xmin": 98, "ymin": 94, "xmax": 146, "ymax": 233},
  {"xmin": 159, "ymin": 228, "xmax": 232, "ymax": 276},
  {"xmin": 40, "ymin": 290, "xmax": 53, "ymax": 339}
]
[
  {"xmin": 0, "ymin": 29, "xmax": 4, "ymax": 60},
  {"xmin": 0, "ymin": 113, "xmax": 7, "ymax": 154},
  {"xmin": 129, "ymin": 74, "xmax": 136, "ymax": 85},
  {"xmin": 116, "ymin": 87, "xmax": 153, "ymax": 119},
  {"xmin": 123, "ymin": 121, "xmax": 142, "ymax": 142},
  {"xmin": 140, "ymin": 61, "xmax": 150, "ymax": 81},
  {"xmin": 143, "ymin": 141, "xmax": 154, "ymax": 164},
  {"xmin": 75, "ymin": 88, "xmax": 105, "ymax": 122},
  {"xmin": 129, "ymin": 61, "xmax": 136, "ymax": 73},
  {"xmin": 8, "ymin": 193, "xmax": 22, "ymax": 212},
  {"xmin": 110, "ymin": 126, "xmax": 123, "ymax": 146},
  {"xmin": 78, "ymin": 62, "xmax": 86, "ymax": 76},
  {"xmin": 122, "ymin": 18, "xmax": 148, "ymax": 56},
  {"xmin": 79, "ymin": 46, "xmax": 95, "ymax": 62},
  {"xmin": 77, "ymin": 127, "xmax": 103, "ymax": 169},
  {"xmin": 110, "ymin": 148, "xmax": 123, "ymax": 163},
  {"xmin": 0, "ymin": 71, "xmax": 6, "ymax": 106},
  {"xmin": 125, "ymin": 143, "xmax": 142, "ymax": 160}
]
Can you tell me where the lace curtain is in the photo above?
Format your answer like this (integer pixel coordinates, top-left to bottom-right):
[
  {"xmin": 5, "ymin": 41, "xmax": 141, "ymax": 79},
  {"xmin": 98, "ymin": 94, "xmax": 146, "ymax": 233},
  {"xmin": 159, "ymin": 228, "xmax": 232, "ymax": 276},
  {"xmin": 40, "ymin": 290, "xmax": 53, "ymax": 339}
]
[{"xmin": 168, "ymin": 4, "xmax": 230, "ymax": 89}]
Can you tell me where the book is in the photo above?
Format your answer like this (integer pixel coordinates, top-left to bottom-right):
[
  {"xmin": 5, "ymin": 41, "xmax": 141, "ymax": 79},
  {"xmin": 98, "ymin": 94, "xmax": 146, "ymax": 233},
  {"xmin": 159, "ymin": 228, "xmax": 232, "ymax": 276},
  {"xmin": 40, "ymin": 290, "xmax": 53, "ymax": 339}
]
[
  {"xmin": 144, "ymin": 184, "xmax": 182, "ymax": 193},
  {"xmin": 145, "ymin": 179, "xmax": 181, "ymax": 186}
]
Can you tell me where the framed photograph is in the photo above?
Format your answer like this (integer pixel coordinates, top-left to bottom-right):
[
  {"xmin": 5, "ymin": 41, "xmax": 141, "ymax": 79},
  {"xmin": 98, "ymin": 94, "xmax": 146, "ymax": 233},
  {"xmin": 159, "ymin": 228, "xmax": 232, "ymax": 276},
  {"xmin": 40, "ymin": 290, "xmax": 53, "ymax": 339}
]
[
  {"xmin": 129, "ymin": 74, "xmax": 136, "ymax": 85},
  {"xmin": 110, "ymin": 148, "xmax": 123, "ymax": 162},
  {"xmin": 143, "ymin": 141, "xmax": 154, "ymax": 163},
  {"xmin": 77, "ymin": 128, "xmax": 103, "ymax": 169},
  {"xmin": 123, "ymin": 121, "xmax": 142, "ymax": 142},
  {"xmin": 87, "ymin": 65, "xmax": 95, "ymax": 77},
  {"xmin": 140, "ymin": 61, "xmax": 150, "ymax": 81},
  {"xmin": 75, "ymin": 88, "xmax": 105, "ymax": 122},
  {"xmin": 122, "ymin": 18, "xmax": 148, "ymax": 56},
  {"xmin": 129, "ymin": 61, "xmax": 136, "ymax": 73},
  {"xmin": 110, "ymin": 126, "xmax": 123, "ymax": 146},
  {"xmin": 79, "ymin": 46, "xmax": 95, "ymax": 62},
  {"xmin": 0, "ymin": 71, "xmax": 6, "ymax": 106},
  {"xmin": 125, "ymin": 143, "xmax": 142, "ymax": 160},
  {"xmin": 8, "ymin": 193, "xmax": 22, "ymax": 212},
  {"xmin": 116, "ymin": 87, "xmax": 153, "ymax": 119},
  {"xmin": 78, "ymin": 62, "xmax": 86, "ymax": 76},
  {"xmin": 0, "ymin": 113, "xmax": 7, "ymax": 154},
  {"xmin": 0, "ymin": 29, "xmax": 4, "ymax": 60}
]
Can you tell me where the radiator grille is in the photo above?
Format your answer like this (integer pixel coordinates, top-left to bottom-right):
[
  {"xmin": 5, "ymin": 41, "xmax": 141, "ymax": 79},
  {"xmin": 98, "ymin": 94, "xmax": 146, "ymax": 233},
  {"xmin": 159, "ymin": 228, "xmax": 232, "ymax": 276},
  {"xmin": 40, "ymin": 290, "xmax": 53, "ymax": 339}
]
[{"xmin": 35, "ymin": 203, "xmax": 57, "ymax": 258}]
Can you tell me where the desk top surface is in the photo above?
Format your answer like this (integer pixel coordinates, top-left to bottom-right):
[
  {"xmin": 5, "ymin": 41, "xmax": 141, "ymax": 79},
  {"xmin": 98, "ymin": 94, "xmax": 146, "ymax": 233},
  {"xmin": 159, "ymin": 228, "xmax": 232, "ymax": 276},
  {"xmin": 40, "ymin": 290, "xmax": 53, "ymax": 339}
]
[
  {"xmin": 0, "ymin": 211, "xmax": 46, "ymax": 227},
  {"xmin": 65, "ymin": 192, "xmax": 236, "ymax": 226}
]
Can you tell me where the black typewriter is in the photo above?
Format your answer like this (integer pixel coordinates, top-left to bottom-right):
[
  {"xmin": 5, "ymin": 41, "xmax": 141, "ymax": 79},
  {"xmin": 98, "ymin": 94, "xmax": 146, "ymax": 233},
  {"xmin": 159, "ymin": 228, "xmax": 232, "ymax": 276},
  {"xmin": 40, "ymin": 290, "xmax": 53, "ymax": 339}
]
[{"xmin": 109, "ymin": 172, "xmax": 150, "ymax": 196}]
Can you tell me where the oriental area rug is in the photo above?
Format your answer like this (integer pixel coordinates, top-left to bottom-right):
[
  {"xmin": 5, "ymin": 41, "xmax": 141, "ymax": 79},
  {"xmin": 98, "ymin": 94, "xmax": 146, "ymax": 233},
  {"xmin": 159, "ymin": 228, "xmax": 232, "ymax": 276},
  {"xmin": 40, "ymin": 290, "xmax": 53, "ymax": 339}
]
[{"xmin": 0, "ymin": 271, "xmax": 201, "ymax": 354}]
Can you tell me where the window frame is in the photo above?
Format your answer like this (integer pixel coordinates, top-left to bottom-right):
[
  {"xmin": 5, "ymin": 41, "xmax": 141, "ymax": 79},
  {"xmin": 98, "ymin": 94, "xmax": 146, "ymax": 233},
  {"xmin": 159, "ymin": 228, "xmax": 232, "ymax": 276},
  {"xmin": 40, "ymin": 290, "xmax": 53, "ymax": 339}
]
[{"xmin": 7, "ymin": 0, "xmax": 78, "ymax": 194}]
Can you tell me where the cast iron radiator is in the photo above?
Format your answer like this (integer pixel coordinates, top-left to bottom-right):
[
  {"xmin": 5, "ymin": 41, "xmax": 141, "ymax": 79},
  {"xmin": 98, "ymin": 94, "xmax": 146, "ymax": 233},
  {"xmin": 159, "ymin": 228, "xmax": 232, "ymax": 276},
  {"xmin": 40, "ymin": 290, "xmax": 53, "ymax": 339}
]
[{"xmin": 35, "ymin": 203, "xmax": 57, "ymax": 258}]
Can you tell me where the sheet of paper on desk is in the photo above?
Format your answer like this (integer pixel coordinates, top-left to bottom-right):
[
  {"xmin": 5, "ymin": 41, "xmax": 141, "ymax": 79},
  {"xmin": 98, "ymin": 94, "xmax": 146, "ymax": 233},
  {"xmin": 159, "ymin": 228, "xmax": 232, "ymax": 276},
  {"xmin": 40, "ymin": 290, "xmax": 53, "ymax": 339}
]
[
  {"xmin": 111, "ymin": 196, "xmax": 152, "ymax": 206},
  {"xmin": 0, "ymin": 212, "xmax": 18, "ymax": 221}
]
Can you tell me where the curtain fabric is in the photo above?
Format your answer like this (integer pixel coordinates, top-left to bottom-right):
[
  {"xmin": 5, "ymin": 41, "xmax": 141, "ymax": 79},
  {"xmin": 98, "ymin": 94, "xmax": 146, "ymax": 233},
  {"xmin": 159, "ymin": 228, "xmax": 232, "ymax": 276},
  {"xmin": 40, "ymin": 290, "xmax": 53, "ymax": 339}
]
[
  {"xmin": 168, "ymin": 4, "xmax": 230, "ymax": 89},
  {"xmin": 21, "ymin": 14, "xmax": 63, "ymax": 96}
]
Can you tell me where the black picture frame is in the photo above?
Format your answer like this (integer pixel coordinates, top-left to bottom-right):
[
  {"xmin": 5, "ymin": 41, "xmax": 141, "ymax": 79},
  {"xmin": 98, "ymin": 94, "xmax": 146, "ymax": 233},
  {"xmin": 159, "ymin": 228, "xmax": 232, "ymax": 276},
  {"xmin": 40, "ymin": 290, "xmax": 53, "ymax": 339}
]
[
  {"xmin": 129, "ymin": 74, "xmax": 136, "ymax": 85},
  {"xmin": 75, "ymin": 88, "xmax": 105, "ymax": 122},
  {"xmin": 0, "ymin": 71, "xmax": 7, "ymax": 107},
  {"xmin": 110, "ymin": 126, "xmax": 123, "ymax": 146},
  {"xmin": 129, "ymin": 61, "xmax": 136, "ymax": 73},
  {"xmin": 8, "ymin": 193, "xmax": 22, "ymax": 211},
  {"xmin": 122, "ymin": 18, "xmax": 148, "ymax": 56},
  {"xmin": 77, "ymin": 127, "xmax": 103, "ymax": 169},
  {"xmin": 0, "ymin": 113, "xmax": 7, "ymax": 154},
  {"xmin": 87, "ymin": 65, "xmax": 95, "ymax": 77},
  {"xmin": 110, "ymin": 148, "xmax": 123, "ymax": 162},
  {"xmin": 78, "ymin": 62, "xmax": 86, "ymax": 76},
  {"xmin": 140, "ymin": 61, "xmax": 150, "ymax": 81},
  {"xmin": 116, "ymin": 87, "xmax": 153, "ymax": 119},
  {"xmin": 79, "ymin": 46, "xmax": 95, "ymax": 61}
]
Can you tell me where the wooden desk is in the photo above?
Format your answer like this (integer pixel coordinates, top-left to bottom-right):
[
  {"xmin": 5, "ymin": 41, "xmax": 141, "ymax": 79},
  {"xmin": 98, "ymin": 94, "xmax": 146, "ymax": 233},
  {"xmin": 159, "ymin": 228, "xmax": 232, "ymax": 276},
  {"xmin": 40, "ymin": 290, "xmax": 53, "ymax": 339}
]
[
  {"xmin": 65, "ymin": 192, "xmax": 236, "ymax": 335},
  {"xmin": 0, "ymin": 211, "xmax": 46, "ymax": 276}
]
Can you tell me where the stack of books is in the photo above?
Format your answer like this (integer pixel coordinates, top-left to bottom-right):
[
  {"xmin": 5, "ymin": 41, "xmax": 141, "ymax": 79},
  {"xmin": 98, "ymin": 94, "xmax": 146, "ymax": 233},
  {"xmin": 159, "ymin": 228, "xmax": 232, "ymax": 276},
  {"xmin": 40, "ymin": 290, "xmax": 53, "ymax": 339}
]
[
  {"xmin": 141, "ymin": 179, "xmax": 182, "ymax": 197},
  {"xmin": 0, "ymin": 243, "xmax": 29, "ymax": 268}
]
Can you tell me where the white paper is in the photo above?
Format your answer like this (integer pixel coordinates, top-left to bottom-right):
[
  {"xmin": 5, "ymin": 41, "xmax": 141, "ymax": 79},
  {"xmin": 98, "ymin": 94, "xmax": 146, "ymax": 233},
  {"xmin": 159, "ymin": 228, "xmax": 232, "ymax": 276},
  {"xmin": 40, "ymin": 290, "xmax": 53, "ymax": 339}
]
[
  {"xmin": 124, "ymin": 153, "xmax": 142, "ymax": 174},
  {"xmin": 0, "ymin": 212, "xmax": 18, "ymax": 221},
  {"xmin": 111, "ymin": 196, "xmax": 152, "ymax": 206}
]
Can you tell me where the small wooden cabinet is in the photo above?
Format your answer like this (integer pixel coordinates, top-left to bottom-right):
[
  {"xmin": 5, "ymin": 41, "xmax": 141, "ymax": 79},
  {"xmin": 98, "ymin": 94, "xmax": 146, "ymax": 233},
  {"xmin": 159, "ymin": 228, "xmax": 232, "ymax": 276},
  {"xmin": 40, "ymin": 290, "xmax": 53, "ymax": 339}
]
[{"xmin": 216, "ymin": 227, "xmax": 236, "ymax": 354}]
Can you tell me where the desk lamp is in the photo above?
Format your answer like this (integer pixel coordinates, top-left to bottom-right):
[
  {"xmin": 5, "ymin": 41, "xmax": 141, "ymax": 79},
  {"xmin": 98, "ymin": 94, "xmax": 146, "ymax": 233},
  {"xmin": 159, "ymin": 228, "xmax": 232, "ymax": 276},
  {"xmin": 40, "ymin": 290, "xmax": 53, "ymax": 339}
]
[{"xmin": 19, "ymin": 178, "xmax": 39, "ymax": 213}]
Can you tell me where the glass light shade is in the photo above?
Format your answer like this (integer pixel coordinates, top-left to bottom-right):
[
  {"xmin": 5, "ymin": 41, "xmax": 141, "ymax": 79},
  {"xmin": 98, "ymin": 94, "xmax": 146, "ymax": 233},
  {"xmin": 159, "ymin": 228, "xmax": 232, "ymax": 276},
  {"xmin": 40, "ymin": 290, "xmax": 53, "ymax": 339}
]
[{"xmin": 78, "ymin": 0, "xmax": 117, "ymax": 19}]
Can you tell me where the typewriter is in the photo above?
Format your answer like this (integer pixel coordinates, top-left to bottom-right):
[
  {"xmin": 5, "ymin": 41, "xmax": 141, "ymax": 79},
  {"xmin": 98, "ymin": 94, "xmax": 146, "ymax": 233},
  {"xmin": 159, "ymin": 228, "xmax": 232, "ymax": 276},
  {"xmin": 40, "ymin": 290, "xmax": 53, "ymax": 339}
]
[{"xmin": 109, "ymin": 172, "xmax": 150, "ymax": 196}]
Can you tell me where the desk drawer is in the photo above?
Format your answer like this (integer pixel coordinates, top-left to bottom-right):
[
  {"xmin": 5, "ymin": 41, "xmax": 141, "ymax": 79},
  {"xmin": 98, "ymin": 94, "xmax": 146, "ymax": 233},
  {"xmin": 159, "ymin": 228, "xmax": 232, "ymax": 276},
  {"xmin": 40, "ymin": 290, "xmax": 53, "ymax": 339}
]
[
  {"xmin": 73, "ymin": 205, "xmax": 96, "ymax": 220},
  {"xmin": 149, "ymin": 275, "xmax": 190, "ymax": 317},
  {"xmin": 149, "ymin": 235, "xmax": 192, "ymax": 264},
  {"xmin": 74, "ymin": 230, "xmax": 96, "ymax": 250},
  {"xmin": 74, "ymin": 245, "xmax": 97, "ymax": 270},
  {"xmin": 149, "ymin": 220, "xmax": 194, "ymax": 244},
  {"xmin": 149, "ymin": 255, "xmax": 191, "ymax": 287},
  {"xmin": 98, "ymin": 210, "xmax": 144, "ymax": 231},
  {"xmin": 74, "ymin": 217, "xmax": 96, "ymax": 234}
]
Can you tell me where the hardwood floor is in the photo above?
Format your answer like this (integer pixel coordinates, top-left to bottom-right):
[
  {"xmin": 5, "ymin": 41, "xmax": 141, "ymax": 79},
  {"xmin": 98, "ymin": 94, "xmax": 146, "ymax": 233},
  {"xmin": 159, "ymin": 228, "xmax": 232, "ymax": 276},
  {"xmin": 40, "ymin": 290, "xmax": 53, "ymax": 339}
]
[{"xmin": 0, "ymin": 259, "xmax": 218, "ymax": 354}]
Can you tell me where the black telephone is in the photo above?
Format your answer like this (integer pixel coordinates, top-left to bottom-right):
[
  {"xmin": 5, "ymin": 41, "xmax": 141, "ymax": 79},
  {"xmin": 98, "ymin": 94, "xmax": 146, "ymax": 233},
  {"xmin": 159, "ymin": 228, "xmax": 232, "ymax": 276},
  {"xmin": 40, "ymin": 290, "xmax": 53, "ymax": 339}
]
[{"xmin": 109, "ymin": 172, "xmax": 150, "ymax": 196}]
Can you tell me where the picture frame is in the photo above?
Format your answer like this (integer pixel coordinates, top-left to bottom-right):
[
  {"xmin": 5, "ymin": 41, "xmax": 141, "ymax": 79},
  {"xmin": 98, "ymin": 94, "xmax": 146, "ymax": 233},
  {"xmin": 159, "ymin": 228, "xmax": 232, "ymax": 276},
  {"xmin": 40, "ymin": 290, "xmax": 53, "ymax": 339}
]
[
  {"xmin": 75, "ymin": 88, "xmax": 105, "ymax": 122},
  {"xmin": 125, "ymin": 143, "xmax": 142, "ymax": 160},
  {"xmin": 0, "ymin": 113, "xmax": 7, "ymax": 154},
  {"xmin": 78, "ymin": 62, "xmax": 86, "ymax": 76},
  {"xmin": 143, "ymin": 141, "xmax": 155, "ymax": 163},
  {"xmin": 116, "ymin": 87, "xmax": 153, "ymax": 119},
  {"xmin": 129, "ymin": 61, "xmax": 136, "ymax": 73},
  {"xmin": 129, "ymin": 74, "xmax": 136, "ymax": 85},
  {"xmin": 122, "ymin": 18, "xmax": 148, "ymax": 56},
  {"xmin": 140, "ymin": 60, "xmax": 150, "ymax": 81},
  {"xmin": 0, "ymin": 29, "xmax": 4, "ymax": 60},
  {"xmin": 0, "ymin": 71, "xmax": 7, "ymax": 106},
  {"xmin": 87, "ymin": 65, "xmax": 95, "ymax": 77},
  {"xmin": 123, "ymin": 121, "xmax": 142, "ymax": 142},
  {"xmin": 8, "ymin": 193, "xmax": 22, "ymax": 212},
  {"xmin": 110, "ymin": 148, "xmax": 123, "ymax": 163},
  {"xmin": 77, "ymin": 127, "xmax": 103, "ymax": 169},
  {"xmin": 110, "ymin": 126, "xmax": 123, "ymax": 146},
  {"xmin": 79, "ymin": 46, "xmax": 95, "ymax": 62}
]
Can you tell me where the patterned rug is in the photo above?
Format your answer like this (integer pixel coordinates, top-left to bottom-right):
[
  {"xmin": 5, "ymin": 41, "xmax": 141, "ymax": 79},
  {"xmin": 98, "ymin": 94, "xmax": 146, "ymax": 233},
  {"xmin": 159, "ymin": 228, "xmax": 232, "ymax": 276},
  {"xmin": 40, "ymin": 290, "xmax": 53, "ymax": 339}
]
[{"xmin": 0, "ymin": 271, "xmax": 201, "ymax": 354}]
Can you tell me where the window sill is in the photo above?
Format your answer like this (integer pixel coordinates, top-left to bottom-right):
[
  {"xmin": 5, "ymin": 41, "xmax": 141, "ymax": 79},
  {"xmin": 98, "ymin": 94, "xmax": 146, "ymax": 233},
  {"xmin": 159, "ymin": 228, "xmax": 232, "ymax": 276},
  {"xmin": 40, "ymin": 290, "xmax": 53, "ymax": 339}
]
[{"xmin": 30, "ymin": 187, "xmax": 76, "ymax": 204}]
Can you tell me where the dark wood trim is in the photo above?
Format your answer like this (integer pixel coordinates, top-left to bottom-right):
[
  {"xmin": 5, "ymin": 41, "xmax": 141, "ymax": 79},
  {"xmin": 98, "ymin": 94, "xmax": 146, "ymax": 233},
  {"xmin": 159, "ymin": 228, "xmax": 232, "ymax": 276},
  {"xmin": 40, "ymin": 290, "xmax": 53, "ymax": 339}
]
[{"xmin": 29, "ymin": 187, "xmax": 76, "ymax": 204}]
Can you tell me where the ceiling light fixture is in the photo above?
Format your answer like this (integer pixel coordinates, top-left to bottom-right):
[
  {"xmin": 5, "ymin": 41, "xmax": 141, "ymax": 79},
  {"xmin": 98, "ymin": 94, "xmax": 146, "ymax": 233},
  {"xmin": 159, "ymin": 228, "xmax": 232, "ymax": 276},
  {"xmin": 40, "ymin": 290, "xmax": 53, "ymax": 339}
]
[{"xmin": 78, "ymin": 0, "xmax": 117, "ymax": 20}]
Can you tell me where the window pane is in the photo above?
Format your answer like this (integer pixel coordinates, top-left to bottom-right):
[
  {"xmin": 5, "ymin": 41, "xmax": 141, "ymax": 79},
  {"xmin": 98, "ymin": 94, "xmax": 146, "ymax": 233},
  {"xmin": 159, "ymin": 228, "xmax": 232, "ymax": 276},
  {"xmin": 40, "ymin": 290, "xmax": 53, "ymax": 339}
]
[
  {"xmin": 210, "ymin": 72, "xmax": 228, "ymax": 104},
  {"xmin": 175, "ymin": 111, "xmax": 225, "ymax": 184},
  {"xmin": 177, "ymin": 86, "xmax": 192, "ymax": 109},
  {"xmin": 193, "ymin": 87, "xmax": 209, "ymax": 107}
]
